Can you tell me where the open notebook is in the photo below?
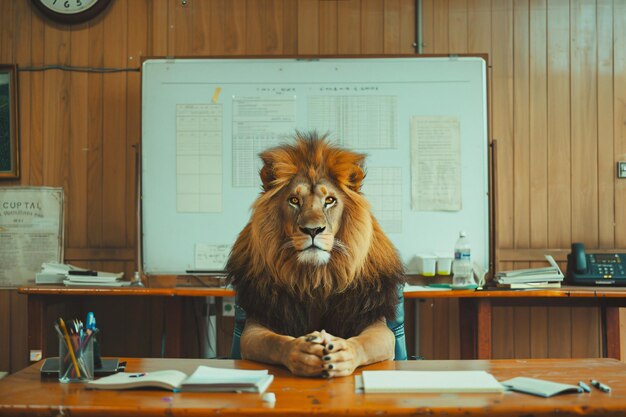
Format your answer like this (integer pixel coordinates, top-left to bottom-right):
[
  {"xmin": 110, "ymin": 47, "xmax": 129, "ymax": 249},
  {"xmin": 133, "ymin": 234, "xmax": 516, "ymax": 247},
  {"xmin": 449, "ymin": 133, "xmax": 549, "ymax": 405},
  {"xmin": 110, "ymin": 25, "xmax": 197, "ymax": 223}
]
[
  {"xmin": 359, "ymin": 370, "xmax": 505, "ymax": 393},
  {"xmin": 86, "ymin": 366, "xmax": 273, "ymax": 393}
]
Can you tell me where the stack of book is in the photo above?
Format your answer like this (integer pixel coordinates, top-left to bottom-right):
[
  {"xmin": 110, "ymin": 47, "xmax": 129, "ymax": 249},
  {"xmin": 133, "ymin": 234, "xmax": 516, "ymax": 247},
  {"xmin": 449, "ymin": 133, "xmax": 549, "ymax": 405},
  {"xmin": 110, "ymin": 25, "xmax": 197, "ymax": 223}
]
[{"xmin": 494, "ymin": 255, "xmax": 564, "ymax": 289}]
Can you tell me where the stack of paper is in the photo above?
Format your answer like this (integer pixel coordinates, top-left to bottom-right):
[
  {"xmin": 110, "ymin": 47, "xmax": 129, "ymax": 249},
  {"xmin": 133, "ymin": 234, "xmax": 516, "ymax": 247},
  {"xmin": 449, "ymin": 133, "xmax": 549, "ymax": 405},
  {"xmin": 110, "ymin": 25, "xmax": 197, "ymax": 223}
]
[
  {"xmin": 494, "ymin": 255, "xmax": 564, "ymax": 289},
  {"xmin": 35, "ymin": 262, "xmax": 128, "ymax": 287},
  {"xmin": 359, "ymin": 370, "xmax": 504, "ymax": 393}
]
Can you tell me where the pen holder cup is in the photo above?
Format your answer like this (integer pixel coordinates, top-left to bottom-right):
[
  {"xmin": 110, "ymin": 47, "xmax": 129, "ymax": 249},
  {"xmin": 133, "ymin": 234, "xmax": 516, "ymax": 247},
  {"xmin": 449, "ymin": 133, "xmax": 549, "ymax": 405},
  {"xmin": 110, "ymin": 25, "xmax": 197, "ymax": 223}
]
[{"xmin": 58, "ymin": 333, "xmax": 94, "ymax": 383}]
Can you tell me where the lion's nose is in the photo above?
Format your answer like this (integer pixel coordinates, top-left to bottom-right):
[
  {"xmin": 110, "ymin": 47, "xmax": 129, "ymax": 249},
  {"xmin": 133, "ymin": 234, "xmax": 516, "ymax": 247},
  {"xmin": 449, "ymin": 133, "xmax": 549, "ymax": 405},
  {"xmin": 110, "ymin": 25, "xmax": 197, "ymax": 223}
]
[{"xmin": 300, "ymin": 226, "xmax": 326, "ymax": 237}]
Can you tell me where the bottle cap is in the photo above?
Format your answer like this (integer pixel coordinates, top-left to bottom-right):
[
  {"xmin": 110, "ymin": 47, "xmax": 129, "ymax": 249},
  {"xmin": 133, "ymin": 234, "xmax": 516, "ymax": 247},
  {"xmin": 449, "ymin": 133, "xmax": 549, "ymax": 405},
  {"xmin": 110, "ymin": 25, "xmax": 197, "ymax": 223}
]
[{"xmin": 459, "ymin": 231, "xmax": 466, "ymax": 237}]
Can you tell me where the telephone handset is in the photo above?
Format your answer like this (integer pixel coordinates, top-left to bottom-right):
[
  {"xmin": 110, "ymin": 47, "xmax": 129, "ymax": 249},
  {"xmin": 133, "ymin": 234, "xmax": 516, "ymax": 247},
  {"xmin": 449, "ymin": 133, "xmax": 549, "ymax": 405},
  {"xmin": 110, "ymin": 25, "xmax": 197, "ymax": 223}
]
[{"xmin": 567, "ymin": 242, "xmax": 626, "ymax": 286}]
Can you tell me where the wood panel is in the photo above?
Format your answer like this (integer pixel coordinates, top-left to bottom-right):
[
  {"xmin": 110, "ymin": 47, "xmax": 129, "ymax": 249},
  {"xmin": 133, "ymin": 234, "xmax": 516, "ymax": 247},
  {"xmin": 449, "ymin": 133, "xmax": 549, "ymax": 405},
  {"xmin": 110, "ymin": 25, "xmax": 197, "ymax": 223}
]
[{"xmin": 1, "ymin": 0, "xmax": 626, "ymax": 372}]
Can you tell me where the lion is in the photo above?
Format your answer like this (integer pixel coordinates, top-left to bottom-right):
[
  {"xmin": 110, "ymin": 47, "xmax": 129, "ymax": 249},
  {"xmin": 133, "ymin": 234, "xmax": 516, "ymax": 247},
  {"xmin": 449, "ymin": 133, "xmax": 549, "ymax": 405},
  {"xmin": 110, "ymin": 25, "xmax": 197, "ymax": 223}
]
[{"xmin": 226, "ymin": 132, "xmax": 405, "ymax": 377}]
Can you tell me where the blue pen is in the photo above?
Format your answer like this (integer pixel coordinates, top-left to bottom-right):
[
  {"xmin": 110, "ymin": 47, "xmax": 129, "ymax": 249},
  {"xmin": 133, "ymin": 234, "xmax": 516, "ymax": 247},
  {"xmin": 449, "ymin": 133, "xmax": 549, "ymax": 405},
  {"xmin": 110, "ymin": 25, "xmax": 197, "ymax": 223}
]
[
  {"xmin": 578, "ymin": 381, "xmax": 591, "ymax": 393},
  {"xmin": 86, "ymin": 312, "xmax": 97, "ymax": 334}
]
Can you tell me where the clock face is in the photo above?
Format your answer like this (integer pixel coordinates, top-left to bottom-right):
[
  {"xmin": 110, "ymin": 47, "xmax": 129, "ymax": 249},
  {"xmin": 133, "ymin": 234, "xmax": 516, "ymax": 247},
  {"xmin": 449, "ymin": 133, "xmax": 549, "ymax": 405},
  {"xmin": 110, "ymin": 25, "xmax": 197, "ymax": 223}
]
[
  {"xmin": 31, "ymin": 0, "xmax": 113, "ymax": 24},
  {"xmin": 38, "ymin": 0, "xmax": 100, "ymax": 14}
]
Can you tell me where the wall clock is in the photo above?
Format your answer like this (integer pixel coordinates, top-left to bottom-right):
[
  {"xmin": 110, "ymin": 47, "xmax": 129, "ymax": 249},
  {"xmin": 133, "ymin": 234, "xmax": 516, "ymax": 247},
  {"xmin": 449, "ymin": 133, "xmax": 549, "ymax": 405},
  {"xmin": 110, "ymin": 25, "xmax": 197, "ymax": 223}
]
[{"xmin": 31, "ymin": 0, "xmax": 113, "ymax": 25}]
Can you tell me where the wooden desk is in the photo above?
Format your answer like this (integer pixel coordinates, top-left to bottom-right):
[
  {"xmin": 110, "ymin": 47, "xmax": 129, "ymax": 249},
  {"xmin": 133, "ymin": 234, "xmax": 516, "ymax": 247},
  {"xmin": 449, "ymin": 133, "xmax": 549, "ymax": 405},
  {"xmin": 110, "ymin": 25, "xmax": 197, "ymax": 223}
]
[
  {"xmin": 1, "ymin": 357, "xmax": 625, "ymax": 416},
  {"xmin": 18, "ymin": 285, "xmax": 626, "ymax": 362},
  {"xmin": 18, "ymin": 286, "xmax": 235, "ymax": 360},
  {"xmin": 403, "ymin": 286, "xmax": 626, "ymax": 360}
]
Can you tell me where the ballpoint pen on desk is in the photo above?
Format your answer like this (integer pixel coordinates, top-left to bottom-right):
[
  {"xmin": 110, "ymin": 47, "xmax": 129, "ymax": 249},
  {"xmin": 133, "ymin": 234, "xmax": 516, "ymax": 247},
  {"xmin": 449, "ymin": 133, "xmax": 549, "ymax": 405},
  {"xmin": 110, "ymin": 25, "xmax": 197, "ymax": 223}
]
[
  {"xmin": 590, "ymin": 379, "xmax": 612, "ymax": 393},
  {"xmin": 578, "ymin": 381, "xmax": 591, "ymax": 393}
]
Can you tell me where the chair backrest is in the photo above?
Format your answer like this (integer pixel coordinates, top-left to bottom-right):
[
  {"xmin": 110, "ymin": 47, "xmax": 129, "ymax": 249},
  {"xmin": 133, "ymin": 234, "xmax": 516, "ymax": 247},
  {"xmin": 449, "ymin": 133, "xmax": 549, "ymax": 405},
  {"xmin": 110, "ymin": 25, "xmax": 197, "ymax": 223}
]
[{"xmin": 230, "ymin": 286, "xmax": 407, "ymax": 360}]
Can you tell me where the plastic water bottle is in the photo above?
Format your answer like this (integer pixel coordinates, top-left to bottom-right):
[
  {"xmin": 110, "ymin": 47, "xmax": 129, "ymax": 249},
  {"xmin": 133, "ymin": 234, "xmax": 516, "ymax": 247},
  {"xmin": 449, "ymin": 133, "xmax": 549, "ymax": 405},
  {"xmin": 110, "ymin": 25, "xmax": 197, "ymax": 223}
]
[{"xmin": 453, "ymin": 231, "xmax": 474, "ymax": 287}]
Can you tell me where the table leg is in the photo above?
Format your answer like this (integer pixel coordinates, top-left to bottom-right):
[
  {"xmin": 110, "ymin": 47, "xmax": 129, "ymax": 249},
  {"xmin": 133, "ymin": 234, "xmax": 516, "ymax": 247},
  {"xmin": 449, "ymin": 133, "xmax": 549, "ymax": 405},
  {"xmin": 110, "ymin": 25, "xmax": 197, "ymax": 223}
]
[{"xmin": 604, "ymin": 306, "xmax": 621, "ymax": 360}]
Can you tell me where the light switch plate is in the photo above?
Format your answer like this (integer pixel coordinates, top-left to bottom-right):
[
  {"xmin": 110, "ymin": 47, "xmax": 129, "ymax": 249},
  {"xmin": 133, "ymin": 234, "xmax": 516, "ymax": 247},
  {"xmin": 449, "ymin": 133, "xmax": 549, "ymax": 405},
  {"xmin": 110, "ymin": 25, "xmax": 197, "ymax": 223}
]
[{"xmin": 618, "ymin": 162, "xmax": 626, "ymax": 179}]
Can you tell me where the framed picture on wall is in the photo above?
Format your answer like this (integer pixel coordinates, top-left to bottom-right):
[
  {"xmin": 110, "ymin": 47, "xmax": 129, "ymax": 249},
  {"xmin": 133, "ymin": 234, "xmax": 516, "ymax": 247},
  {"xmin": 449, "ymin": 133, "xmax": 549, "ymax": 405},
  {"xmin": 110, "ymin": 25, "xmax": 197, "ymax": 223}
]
[{"xmin": 0, "ymin": 64, "xmax": 19, "ymax": 179}]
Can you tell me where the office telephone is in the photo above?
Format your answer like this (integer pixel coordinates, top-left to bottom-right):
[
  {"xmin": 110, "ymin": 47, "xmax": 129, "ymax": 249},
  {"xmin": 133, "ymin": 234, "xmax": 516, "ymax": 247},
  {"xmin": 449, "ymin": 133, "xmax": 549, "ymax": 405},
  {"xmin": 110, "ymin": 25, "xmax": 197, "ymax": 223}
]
[{"xmin": 567, "ymin": 243, "xmax": 626, "ymax": 286}]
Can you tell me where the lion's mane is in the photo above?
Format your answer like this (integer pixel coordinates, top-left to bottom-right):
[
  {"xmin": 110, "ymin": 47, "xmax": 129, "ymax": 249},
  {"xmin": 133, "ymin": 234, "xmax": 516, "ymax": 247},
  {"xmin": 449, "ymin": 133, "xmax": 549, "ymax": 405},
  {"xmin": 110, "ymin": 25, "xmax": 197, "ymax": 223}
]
[{"xmin": 226, "ymin": 132, "xmax": 405, "ymax": 338}]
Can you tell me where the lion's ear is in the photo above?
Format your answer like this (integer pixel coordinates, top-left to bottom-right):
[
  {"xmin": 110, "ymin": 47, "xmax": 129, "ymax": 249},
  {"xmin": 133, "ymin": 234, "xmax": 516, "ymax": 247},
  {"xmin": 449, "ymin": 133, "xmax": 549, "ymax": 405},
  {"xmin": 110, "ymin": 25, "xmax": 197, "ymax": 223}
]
[
  {"xmin": 348, "ymin": 164, "xmax": 365, "ymax": 192},
  {"xmin": 259, "ymin": 158, "xmax": 276, "ymax": 191}
]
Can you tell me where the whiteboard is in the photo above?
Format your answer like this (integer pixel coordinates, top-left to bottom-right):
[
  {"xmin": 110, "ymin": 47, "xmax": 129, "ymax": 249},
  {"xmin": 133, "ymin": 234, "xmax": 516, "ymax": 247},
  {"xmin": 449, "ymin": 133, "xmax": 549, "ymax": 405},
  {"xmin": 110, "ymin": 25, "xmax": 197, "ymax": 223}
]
[{"xmin": 141, "ymin": 57, "xmax": 489, "ymax": 275}]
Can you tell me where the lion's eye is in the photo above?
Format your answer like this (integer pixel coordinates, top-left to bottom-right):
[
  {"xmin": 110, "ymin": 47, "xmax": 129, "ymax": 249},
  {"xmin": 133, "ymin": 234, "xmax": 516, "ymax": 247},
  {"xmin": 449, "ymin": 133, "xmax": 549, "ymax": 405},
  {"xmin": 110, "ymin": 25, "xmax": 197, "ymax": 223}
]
[
  {"xmin": 324, "ymin": 196, "xmax": 336, "ymax": 206},
  {"xmin": 289, "ymin": 196, "xmax": 300, "ymax": 206}
]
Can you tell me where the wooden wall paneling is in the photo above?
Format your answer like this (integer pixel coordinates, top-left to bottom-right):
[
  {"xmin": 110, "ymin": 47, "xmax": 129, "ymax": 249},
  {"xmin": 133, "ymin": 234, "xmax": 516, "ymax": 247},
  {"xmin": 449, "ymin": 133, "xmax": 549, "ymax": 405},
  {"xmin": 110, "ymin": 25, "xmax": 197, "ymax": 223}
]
[
  {"xmin": 571, "ymin": 306, "xmax": 600, "ymax": 358},
  {"xmin": 432, "ymin": 0, "xmax": 448, "ymax": 53},
  {"xmin": 362, "ymin": 0, "xmax": 384, "ymax": 54},
  {"xmin": 86, "ymin": 18, "xmax": 104, "ymax": 247},
  {"xmin": 9, "ymin": 292, "xmax": 27, "ymax": 372},
  {"xmin": 548, "ymin": 306, "xmax": 571, "ymax": 358},
  {"xmin": 337, "ymin": 0, "xmax": 361, "ymax": 54},
  {"xmin": 101, "ymin": 0, "xmax": 128, "ymax": 247},
  {"xmin": 546, "ymin": 0, "xmax": 571, "ymax": 248},
  {"xmin": 15, "ymin": 1, "xmax": 32, "ymax": 185},
  {"xmin": 418, "ymin": 299, "xmax": 434, "ymax": 359},
  {"xmin": 398, "ymin": 0, "xmax": 415, "ymax": 54},
  {"xmin": 0, "ymin": 291, "xmax": 10, "ymax": 372},
  {"xmin": 492, "ymin": 305, "xmax": 515, "ymax": 359},
  {"xmin": 492, "ymin": 0, "xmax": 513, "ymax": 259},
  {"xmin": 597, "ymin": 1, "xmax": 614, "ymax": 248},
  {"xmin": 126, "ymin": 2, "xmax": 147, "ymax": 254},
  {"xmin": 529, "ymin": 0, "xmax": 548, "ymax": 249},
  {"xmin": 42, "ymin": 23, "xmax": 70, "ymax": 189},
  {"xmin": 68, "ymin": 22, "xmax": 90, "ymax": 249},
  {"xmin": 513, "ymin": 0, "xmax": 530, "ymax": 254},
  {"xmin": 192, "ymin": 0, "xmax": 212, "ymax": 55},
  {"xmin": 615, "ymin": 0, "xmax": 626, "ymax": 248},
  {"xmin": 0, "ymin": 1, "xmax": 13, "ymax": 62},
  {"xmin": 282, "ymin": 0, "xmax": 299, "ymax": 54},
  {"xmin": 29, "ymin": 9, "xmax": 45, "ymax": 186},
  {"xmin": 149, "ymin": 0, "xmax": 169, "ymax": 57},
  {"xmin": 448, "ymin": 0, "xmax": 467, "ymax": 53},
  {"xmin": 420, "ymin": 0, "xmax": 433, "ymax": 53},
  {"xmin": 246, "ymin": 0, "xmax": 284, "ymax": 55},
  {"xmin": 298, "ymin": 0, "xmax": 319, "ymax": 54},
  {"xmin": 223, "ymin": 0, "xmax": 247, "ymax": 54},
  {"xmin": 172, "ymin": 0, "xmax": 195, "ymax": 55},
  {"xmin": 570, "ymin": 0, "xmax": 598, "ymax": 245},
  {"xmin": 513, "ymin": 306, "xmax": 531, "ymax": 358},
  {"xmin": 319, "ymin": 0, "xmax": 337, "ymax": 54},
  {"xmin": 209, "ymin": 0, "xmax": 226, "ymax": 55},
  {"xmin": 530, "ymin": 306, "xmax": 549, "ymax": 357},
  {"xmin": 13, "ymin": 2, "xmax": 32, "ymax": 185},
  {"xmin": 467, "ymin": 0, "xmax": 491, "ymax": 57}
]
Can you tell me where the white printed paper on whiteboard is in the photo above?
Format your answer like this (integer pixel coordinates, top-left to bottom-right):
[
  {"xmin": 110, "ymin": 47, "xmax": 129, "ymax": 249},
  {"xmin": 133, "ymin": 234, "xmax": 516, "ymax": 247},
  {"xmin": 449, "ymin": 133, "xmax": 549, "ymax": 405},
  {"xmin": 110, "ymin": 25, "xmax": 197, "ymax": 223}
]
[
  {"xmin": 195, "ymin": 244, "xmax": 232, "ymax": 271},
  {"xmin": 232, "ymin": 97, "xmax": 297, "ymax": 187},
  {"xmin": 176, "ymin": 104, "xmax": 223, "ymax": 213},
  {"xmin": 410, "ymin": 116, "xmax": 461, "ymax": 211}
]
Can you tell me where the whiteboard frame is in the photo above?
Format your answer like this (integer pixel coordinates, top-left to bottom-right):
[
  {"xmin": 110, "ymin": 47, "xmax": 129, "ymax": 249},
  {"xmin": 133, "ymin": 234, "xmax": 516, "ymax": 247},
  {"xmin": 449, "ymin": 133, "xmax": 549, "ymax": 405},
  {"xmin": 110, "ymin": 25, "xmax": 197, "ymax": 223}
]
[{"xmin": 140, "ymin": 56, "xmax": 492, "ymax": 277}]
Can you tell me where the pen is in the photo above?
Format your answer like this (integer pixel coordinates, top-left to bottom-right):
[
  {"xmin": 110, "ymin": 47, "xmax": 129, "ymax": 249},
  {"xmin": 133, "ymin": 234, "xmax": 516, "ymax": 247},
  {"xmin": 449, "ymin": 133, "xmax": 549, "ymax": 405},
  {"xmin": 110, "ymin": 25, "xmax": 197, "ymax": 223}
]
[
  {"xmin": 578, "ymin": 381, "xmax": 591, "ymax": 393},
  {"xmin": 590, "ymin": 379, "xmax": 611, "ymax": 393},
  {"xmin": 58, "ymin": 318, "xmax": 81, "ymax": 378}
]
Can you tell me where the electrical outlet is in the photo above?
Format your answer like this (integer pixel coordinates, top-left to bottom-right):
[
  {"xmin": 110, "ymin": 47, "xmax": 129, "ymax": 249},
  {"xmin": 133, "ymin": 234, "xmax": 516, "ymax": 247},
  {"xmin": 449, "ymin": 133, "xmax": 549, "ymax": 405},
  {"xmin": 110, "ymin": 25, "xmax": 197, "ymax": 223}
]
[
  {"xmin": 618, "ymin": 162, "xmax": 626, "ymax": 179},
  {"xmin": 222, "ymin": 296, "xmax": 235, "ymax": 317}
]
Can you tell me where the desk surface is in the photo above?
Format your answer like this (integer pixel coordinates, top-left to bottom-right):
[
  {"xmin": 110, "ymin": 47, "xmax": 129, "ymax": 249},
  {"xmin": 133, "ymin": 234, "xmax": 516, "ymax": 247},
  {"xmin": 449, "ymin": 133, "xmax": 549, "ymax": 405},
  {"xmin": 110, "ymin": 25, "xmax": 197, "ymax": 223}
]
[
  {"xmin": 0, "ymin": 358, "xmax": 625, "ymax": 416},
  {"xmin": 17, "ymin": 284, "xmax": 626, "ymax": 298}
]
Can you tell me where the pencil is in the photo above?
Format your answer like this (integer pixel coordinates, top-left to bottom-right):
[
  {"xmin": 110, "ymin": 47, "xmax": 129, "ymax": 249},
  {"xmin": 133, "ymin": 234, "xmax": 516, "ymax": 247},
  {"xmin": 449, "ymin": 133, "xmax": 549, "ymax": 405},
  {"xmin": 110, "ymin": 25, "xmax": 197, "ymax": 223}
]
[{"xmin": 59, "ymin": 318, "xmax": 82, "ymax": 378}]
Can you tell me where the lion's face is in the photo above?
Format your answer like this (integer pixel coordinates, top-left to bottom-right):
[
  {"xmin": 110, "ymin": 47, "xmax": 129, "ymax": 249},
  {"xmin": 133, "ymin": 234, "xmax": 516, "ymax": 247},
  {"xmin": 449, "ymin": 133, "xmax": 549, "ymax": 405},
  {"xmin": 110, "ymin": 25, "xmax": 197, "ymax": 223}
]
[{"xmin": 282, "ymin": 176, "xmax": 344, "ymax": 265}]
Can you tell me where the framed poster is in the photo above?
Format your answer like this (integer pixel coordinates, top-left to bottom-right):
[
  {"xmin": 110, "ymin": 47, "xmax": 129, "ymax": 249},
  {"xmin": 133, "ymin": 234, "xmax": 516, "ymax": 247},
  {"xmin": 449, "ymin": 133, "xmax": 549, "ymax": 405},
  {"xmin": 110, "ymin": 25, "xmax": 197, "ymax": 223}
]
[
  {"xmin": 0, "ymin": 64, "xmax": 19, "ymax": 179},
  {"xmin": 0, "ymin": 187, "xmax": 64, "ymax": 287}
]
